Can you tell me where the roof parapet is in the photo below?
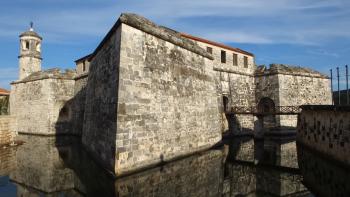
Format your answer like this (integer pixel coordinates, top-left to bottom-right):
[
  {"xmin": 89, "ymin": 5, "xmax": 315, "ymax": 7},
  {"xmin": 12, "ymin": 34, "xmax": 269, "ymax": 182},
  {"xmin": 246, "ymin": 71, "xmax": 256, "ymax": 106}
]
[
  {"xmin": 255, "ymin": 64, "xmax": 329, "ymax": 79},
  {"xmin": 89, "ymin": 13, "xmax": 213, "ymax": 61}
]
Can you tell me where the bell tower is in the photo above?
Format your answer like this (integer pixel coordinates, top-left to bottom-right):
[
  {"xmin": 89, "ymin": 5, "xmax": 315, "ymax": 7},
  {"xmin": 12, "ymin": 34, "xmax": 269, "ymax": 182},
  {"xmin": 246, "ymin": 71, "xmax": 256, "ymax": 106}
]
[{"xmin": 18, "ymin": 22, "xmax": 42, "ymax": 80}]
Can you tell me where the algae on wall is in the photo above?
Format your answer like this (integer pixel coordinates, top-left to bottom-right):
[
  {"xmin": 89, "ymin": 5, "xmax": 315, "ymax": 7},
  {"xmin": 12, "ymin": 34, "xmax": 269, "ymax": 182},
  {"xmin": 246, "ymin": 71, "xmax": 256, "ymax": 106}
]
[{"xmin": 0, "ymin": 96, "xmax": 9, "ymax": 115}]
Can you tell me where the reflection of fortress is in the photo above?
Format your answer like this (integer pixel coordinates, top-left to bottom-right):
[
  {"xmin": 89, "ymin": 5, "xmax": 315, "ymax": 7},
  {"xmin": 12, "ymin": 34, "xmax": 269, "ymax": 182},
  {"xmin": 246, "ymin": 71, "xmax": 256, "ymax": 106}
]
[
  {"xmin": 0, "ymin": 136, "xmax": 311, "ymax": 197},
  {"xmin": 9, "ymin": 13, "xmax": 331, "ymax": 175}
]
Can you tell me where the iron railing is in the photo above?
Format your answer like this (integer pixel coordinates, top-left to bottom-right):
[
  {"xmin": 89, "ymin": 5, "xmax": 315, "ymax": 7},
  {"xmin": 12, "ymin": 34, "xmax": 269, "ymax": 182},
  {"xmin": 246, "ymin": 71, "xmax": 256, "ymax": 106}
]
[{"xmin": 226, "ymin": 106, "xmax": 301, "ymax": 115}]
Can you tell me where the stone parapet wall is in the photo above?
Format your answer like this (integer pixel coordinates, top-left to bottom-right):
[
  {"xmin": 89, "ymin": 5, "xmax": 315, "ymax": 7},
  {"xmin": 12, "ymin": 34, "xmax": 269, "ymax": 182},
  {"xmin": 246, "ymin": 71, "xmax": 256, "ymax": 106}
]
[
  {"xmin": 297, "ymin": 105, "xmax": 350, "ymax": 166},
  {"xmin": 0, "ymin": 116, "xmax": 14, "ymax": 145}
]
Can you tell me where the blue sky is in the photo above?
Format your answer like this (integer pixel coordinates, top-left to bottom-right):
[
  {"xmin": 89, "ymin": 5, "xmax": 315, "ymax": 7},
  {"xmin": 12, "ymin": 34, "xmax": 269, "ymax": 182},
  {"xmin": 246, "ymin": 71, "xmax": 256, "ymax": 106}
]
[{"xmin": 1, "ymin": 0, "xmax": 350, "ymax": 89}]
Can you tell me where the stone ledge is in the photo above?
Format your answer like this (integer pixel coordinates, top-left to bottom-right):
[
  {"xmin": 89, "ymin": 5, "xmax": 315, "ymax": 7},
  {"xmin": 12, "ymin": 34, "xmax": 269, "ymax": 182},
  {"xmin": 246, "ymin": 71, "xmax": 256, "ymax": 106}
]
[
  {"xmin": 214, "ymin": 67, "xmax": 254, "ymax": 77},
  {"xmin": 74, "ymin": 73, "xmax": 88, "ymax": 80},
  {"xmin": 89, "ymin": 13, "xmax": 213, "ymax": 61},
  {"xmin": 255, "ymin": 64, "xmax": 329, "ymax": 79},
  {"xmin": 11, "ymin": 68, "xmax": 76, "ymax": 84}
]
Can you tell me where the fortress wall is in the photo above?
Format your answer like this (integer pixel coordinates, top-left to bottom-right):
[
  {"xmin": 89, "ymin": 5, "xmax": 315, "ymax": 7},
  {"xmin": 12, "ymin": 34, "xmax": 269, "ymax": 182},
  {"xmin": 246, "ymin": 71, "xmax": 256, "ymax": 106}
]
[
  {"xmin": 193, "ymin": 37, "xmax": 256, "ymax": 133},
  {"xmin": 255, "ymin": 74, "xmax": 280, "ymax": 106},
  {"xmin": 278, "ymin": 74, "xmax": 331, "ymax": 127},
  {"xmin": 297, "ymin": 106, "xmax": 350, "ymax": 166},
  {"xmin": 10, "ymin": 78, "xmax": 75, "ymax": 135},
  {"xmin": 227, "ymin": 73, "xmax": 256, "ymax": 132},
  {"xmin": 114, "ymin": 23, "xmax": 221, "ymax": 175}
]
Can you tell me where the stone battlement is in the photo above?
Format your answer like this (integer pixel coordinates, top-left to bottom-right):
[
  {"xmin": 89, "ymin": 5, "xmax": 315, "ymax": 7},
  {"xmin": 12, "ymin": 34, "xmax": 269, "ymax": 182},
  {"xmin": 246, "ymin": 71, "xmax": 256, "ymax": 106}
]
[
  {"xmin": 255, "ymin": 64, "xmax": 328, "ymax": 79},
  {"xmin": 89, "ymin": 13, "xmax": 213, "ymax": 61},
  {"xmin": 12, "ymin": 68, "xmax": 76, "ymax": 84}
]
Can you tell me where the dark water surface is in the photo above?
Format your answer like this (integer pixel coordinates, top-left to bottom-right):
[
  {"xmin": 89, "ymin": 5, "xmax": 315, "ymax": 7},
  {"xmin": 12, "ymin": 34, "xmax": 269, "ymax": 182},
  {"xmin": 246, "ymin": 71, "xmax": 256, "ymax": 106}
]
[{"xmin": 0, "ymin": 135, "xmax": 349, "ymax": 197}]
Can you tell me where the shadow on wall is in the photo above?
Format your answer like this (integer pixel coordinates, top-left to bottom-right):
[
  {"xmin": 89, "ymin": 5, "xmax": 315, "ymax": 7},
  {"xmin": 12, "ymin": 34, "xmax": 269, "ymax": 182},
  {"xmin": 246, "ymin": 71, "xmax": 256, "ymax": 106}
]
[
  {"xmin": 55, "ymin": 86, "xmax": 87, "ymax": 136},
  {"xmin": 55, "ymin": 78, "xmax": 118, "ymax": 174}
]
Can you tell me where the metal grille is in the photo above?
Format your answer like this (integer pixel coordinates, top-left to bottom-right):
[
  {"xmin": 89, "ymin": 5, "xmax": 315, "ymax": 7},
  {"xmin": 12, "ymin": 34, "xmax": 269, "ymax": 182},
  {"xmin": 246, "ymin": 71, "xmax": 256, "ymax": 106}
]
[{"xmin": 226, "ymin": 106, "xmax": 301, "ymax": 115}]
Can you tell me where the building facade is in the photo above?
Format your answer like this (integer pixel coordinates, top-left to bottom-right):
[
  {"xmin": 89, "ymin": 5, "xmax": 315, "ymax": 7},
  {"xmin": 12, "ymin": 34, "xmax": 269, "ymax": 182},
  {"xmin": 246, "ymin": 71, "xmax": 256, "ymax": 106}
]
[{"xmin": 9, "ymin": 13, "xmax": 331, "ymax": 176}]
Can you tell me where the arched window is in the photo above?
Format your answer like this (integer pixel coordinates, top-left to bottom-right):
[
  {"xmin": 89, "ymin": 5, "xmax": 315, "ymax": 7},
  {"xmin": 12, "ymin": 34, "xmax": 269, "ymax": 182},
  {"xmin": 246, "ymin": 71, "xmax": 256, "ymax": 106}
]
[
  {"xmin": 36, "ymin": 42, "xmax": 41, "ymax": 52},
  {"xmin": 23, "ymin": 41, "xmax": 30, "ymax": 50},
  {"xmin": 258, "ymin": 97, "xmax": 275, "ymax": 114},
  {"xmin": 258, "ymin": 97, "xmax": 276, "ymax": 128}
]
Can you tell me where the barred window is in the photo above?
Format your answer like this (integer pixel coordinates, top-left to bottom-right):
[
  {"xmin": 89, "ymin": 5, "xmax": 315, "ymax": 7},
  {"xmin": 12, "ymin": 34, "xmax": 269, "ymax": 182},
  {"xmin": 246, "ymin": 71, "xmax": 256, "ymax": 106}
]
[
  {"xmin": 244, "ymin": 56, "xmax": 248, "ymax": 68},
  {"xmin": 233, "ymin": 53, "xmax": 238, "ymax": 66},
  {"xmin": 221, "ymin": 50, "xmax": 226, "ymax": 63},
  {"xmin": 206, "ymin": 47, "xmax": 213, "ymax": 54}
]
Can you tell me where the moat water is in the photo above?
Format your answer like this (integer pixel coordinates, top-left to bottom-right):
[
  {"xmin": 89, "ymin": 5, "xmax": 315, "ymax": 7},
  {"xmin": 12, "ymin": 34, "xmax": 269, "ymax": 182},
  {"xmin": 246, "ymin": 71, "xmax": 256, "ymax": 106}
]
[{"xmin": 0, "ymin": 134, "xmax": 349, "ymax": 197}]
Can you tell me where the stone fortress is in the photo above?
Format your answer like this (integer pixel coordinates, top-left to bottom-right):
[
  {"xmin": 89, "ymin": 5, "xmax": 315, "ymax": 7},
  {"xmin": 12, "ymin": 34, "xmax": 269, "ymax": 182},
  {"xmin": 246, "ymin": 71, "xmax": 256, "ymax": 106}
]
[{"xmin": 8, "ymin": 13, "xmax": 331, "ymax": 176}]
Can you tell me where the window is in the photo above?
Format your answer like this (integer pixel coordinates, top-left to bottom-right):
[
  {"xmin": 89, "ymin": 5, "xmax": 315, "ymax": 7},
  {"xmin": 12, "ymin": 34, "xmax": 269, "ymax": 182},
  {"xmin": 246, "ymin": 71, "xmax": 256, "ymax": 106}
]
[
  {"xmin": 206, "ymin": 47, "xmax": 213, "ymax": 54},
  {"xmin": 82, "ymin": 62, "xmax": 86, "ymax": 72},
  {"xmin": 36, "ymin": 43, "xmax": 41, "ymax": 52},
  {"xmin": 244, "ymin": 56, "xmax": 248, "ymax": 68},
  {"xmin": 233, "ymin": 53, "xmax": 238, "ymax": 66},
  {"xmin": 221, "ymin": 50, "xmax": 226, "ymax": 63},
  {"xmin": 25, "ymin": 41, "xmax": 29, "ymax": 50}
]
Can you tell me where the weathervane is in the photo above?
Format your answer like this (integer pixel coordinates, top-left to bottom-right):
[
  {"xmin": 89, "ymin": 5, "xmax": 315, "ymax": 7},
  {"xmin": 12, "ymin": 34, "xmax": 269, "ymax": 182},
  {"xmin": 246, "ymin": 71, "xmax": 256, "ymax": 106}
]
[{"xmin": 30, "ymin": 21, "xmax": 34, "ymax": 31}]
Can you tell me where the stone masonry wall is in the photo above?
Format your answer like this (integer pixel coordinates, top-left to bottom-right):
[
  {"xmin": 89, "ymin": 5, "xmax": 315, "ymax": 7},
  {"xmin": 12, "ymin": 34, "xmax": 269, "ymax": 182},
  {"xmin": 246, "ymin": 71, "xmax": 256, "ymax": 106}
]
[
  {"xmin": 297, "ymin": 106, "xmax": 350, "ymax": 166},
  {"xmin": 279, "ymin": 74, "xmax": 331, "ymax": 127},
  {"xmin": 115, "ymin": 23, "xmax": 221, "ymax": 175},
  {"xmin": 11, "ymin": 77, "xmax": 75, "ymax": 135},
  {"xmin": 255, "ymin": 64, "xmax": 331, "ymax": 128},
  {"xmin": 193, "ymin": 37, "xmax": 256, "ymax": 134},
  {"xmin": 0, "ymin": 116, "xmax": 14, "ymax": 145}
]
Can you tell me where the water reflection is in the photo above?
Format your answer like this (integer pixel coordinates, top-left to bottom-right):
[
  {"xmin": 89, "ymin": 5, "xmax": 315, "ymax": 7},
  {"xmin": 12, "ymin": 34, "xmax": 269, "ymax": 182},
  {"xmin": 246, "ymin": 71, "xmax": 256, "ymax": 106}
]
[
  {"xmin": 298, "ymin": 144, "xmax": 350, "ymax": 197},
  {"xmin": 226, "ymin": 135, "xmax": 298, "ymax": 169},
  {"xmin": 0, "ymin": 135, "xmax": 348, "ymax": 196}
]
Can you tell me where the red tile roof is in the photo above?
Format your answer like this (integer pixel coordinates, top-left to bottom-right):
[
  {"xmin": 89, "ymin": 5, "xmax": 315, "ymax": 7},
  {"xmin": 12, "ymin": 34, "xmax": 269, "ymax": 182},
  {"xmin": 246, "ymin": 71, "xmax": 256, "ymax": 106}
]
[
  {"xmin": 180, "ymin": 33, "xmax": 254, "ymax": 57},
  {"xmin": 0, "ymin": 88, "xmax": 10, "ymax": 96}
]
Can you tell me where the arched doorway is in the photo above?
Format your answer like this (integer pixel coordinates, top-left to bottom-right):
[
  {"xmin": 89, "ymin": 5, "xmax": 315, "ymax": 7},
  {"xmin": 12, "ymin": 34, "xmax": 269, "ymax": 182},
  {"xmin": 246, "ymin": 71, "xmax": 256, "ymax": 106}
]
[{"xmin": 257, "ymin": 97, "xmax": 276, "ymax": 128}]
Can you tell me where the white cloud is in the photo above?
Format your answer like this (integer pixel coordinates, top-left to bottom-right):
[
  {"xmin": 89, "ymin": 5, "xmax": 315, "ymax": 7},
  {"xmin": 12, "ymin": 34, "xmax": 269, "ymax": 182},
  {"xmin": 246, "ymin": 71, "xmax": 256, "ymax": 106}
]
[{"xmin": 0, "ymin": 0, "xmax": 349, "ymax": 45}]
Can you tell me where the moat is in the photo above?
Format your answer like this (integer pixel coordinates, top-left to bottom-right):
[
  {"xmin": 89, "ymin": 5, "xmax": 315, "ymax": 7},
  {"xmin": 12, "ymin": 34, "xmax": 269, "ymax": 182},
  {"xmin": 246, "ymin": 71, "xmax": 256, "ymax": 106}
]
[{"xmin": 0, "ymin": 134, "xmax": 349, "ymax": 197}]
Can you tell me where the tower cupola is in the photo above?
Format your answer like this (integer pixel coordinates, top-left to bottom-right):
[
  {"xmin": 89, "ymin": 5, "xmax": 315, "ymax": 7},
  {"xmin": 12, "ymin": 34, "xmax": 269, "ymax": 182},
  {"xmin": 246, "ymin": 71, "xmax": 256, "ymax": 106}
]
[{"xmin": 18, "ymin": 22, "xmax": 42, "ymax": 80}]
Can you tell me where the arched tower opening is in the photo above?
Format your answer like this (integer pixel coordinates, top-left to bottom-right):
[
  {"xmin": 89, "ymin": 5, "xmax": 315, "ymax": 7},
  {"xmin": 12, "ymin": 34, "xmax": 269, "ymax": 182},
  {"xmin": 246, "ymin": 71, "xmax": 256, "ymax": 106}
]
[{"xmin": 258, "ymin": 97, "xmax": 277, "ymax": 128}]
